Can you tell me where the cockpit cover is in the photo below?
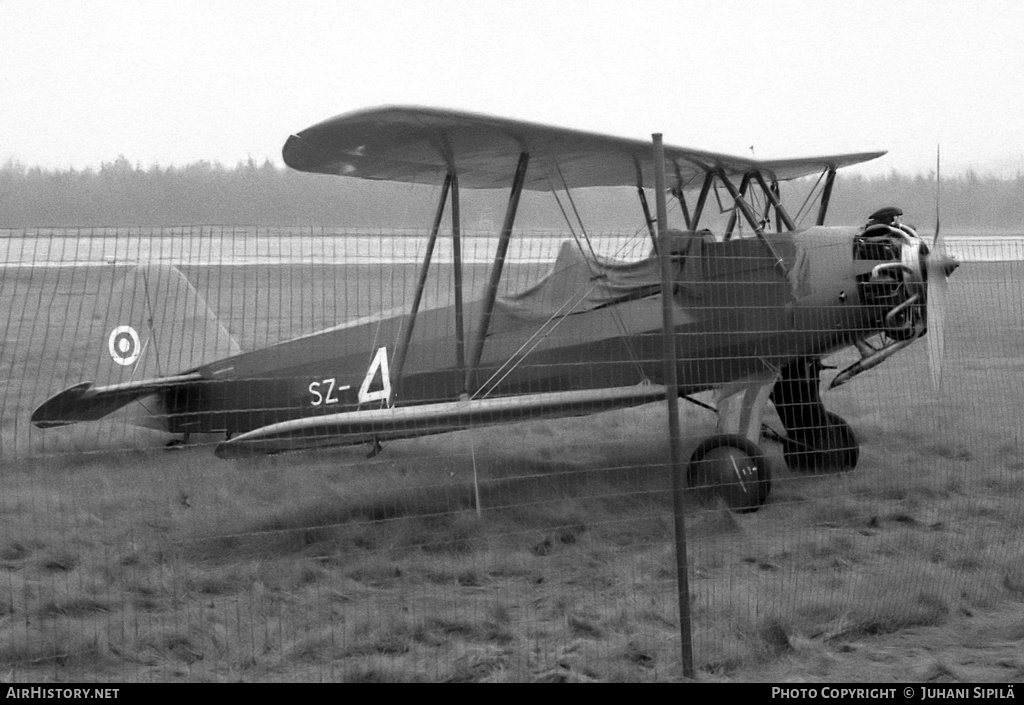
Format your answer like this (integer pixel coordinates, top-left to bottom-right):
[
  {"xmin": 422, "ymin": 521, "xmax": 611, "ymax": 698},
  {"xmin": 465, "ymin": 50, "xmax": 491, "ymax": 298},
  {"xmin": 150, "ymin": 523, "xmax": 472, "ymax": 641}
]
[{"xmin": 495, "ymin": 240, "xmax": 663, "ymax": 323}]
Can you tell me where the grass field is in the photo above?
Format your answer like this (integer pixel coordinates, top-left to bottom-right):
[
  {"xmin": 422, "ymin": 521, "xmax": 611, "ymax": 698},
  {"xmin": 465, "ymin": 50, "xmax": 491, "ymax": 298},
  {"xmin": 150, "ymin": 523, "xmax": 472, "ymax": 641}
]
[{"xmin": 0, "ymin": 257, "xmax": 1021, "ymax": 682}]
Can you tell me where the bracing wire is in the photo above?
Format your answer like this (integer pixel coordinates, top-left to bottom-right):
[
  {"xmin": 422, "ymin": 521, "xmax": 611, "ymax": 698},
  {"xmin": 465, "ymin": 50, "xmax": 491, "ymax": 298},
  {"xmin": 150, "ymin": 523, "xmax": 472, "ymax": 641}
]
[
  {"xmin": 545, "ymin": 164, "xmax": 651, "ymax": 383},
  {"xmin": 792, "ymin": 168, "xmax": 828, "ymax": 226},
  {"xmin": 471, "ymin": 282, "xmax": 601, "ymax": 400}
]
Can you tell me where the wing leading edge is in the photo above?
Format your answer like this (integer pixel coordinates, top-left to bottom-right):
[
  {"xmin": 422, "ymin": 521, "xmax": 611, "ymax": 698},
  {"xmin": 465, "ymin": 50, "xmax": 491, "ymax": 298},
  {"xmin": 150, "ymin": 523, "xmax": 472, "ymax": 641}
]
[
  {"xmin": 216, "ymin": 385, "xmax": 667, "ymax": 458},
  {"xmin": 283, "ymin": 105, "xmax": 885, "ymax": 190}
]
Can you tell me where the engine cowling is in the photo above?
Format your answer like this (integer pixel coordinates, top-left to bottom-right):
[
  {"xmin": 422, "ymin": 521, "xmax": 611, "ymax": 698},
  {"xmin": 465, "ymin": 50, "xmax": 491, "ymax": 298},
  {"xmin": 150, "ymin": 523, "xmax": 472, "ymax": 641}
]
[{"xmin": 832, "ymin": 208, "xmax": 958, "ymax": 389}]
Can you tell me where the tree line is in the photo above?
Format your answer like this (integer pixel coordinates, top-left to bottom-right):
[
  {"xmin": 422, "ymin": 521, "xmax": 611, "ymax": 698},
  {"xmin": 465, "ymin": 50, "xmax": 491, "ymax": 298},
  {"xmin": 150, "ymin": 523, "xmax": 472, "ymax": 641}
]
[{"xmin": 2, "ymin": 157, "xmax": 1021, "ymax": 233}]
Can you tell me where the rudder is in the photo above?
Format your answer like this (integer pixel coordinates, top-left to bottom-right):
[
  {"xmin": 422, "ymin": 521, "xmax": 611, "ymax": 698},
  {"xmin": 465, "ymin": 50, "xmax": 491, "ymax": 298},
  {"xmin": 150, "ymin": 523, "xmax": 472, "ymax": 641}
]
[{"xmin": 95, "ymin": 264, "xmax": 242, "ymax": 386}]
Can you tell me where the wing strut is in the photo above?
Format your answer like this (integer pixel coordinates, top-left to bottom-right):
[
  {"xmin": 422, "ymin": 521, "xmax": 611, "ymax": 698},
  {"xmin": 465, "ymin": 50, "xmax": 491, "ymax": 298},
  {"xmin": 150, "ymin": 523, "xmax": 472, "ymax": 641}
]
[
  {"xmin": 465, "ymin": 151, "xmax": 530, "ymax": 393},
  {"xmin": 391, "ymin": 172, "xmax": 452, "ymax": 400},
  {"xmin": 752, "ymin": 171, "xmax": 797, "ymax": 231},
  {"xmin": 770, "ymin": 180, "xmax": 783, "ymax": 232},
  {"xmin": 717, "ymin": 170, "xmax": 789, "ymax": 277},
  {"xmin": 723, "ymin": 173, "xmax": 752, "ymax": 240},
  {"xmin": 633, "ymin": 158, "xmax": 658, "ymax": 252},
  {"xmin": 761, "ymin": 181, "xmax": 777, "ymax": 230},
  {"xmin": 672, "ymin": 162, "xmax": 693, "ymax": 230},
  {"xmin": 815, "ymin": 167, "xmax": 837, "ymax": 225},
  {"xmin": 451, "ymin": 172, "xmax": 467, "ymax": 375},
  {"xmin": 689, "ymin": 171, "xmax": 715, "ymax": 231}
]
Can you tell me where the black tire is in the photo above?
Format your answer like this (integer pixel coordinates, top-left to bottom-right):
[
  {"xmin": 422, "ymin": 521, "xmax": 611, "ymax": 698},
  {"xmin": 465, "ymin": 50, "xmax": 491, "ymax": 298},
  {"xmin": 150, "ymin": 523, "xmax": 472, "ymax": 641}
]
[
  {"xmin": 687, "ymin": 434, "xmax": 771, "ymax": 513},
  {"xmin": 782, "ymin": 411, "xmax": 859, "ymax": 473}
]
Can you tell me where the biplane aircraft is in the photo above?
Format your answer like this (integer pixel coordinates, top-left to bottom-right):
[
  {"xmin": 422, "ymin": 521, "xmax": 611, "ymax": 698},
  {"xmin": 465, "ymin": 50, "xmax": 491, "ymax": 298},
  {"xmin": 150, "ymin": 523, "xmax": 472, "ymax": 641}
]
[{"xmin": 32, "ymin": 106, "xmax": 958, "ymax": 511}]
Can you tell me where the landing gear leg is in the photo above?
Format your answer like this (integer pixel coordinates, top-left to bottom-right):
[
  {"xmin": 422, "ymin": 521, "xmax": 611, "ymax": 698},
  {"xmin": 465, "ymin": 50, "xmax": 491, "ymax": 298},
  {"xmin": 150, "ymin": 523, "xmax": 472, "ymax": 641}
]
[
  {"xmin": 687, "ymin": 372, "xmax": 776, "ymax": 512},
  {"xmin": 771, "ymin": 359, "xmax": 859, "ymax": 473}
]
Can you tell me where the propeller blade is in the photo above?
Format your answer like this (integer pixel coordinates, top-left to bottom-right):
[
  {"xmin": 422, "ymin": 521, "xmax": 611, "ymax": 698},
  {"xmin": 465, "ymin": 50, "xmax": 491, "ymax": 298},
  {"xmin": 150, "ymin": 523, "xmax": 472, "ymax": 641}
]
[
  {"xmin": 933, "ymin": 145, "xmax": 941, "ymax": 249},
  {"xmin": 926, "ymin": 145, "xmax": 946, "ymax": 392},
  {"xmin": 926, "ymin": 249, "xmax": 947, "ymax": 391}
]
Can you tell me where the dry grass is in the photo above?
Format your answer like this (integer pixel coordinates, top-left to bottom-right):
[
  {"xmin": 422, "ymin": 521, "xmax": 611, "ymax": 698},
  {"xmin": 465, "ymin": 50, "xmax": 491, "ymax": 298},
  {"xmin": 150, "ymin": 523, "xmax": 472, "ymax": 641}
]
[{"xmin": 0, "ymin": 261, "xmax": 1021, "ymax": 681}]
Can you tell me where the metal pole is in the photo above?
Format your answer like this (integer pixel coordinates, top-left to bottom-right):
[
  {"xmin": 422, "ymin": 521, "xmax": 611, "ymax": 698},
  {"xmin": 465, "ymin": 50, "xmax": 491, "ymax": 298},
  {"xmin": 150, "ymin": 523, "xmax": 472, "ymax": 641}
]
[{"xmin": 653, "ymin": 133, "xmax": 695, "ymax": 679}]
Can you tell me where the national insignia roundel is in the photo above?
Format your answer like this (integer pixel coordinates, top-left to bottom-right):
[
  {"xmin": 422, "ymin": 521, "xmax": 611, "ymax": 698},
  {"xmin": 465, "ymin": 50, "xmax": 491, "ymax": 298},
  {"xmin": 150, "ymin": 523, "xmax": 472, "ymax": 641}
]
[{"xmin": 108, "ymin": 325, "xmax": 142, "ymax": 366}]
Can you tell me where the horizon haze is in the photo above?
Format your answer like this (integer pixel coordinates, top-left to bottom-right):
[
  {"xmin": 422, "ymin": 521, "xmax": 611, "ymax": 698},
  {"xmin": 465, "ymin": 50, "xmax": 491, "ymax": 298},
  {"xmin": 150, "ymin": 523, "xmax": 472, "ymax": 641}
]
[{"xmin": 3, "ymin": 1, "xmax": 1024, "ymax": 179}]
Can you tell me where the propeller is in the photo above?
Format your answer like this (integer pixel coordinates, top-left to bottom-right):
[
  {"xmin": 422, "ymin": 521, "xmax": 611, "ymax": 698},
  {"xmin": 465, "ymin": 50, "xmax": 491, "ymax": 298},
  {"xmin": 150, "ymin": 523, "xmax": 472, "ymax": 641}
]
[{"xmin": 924, "ymin": 146, "xmax": 959, "ymax": 391}]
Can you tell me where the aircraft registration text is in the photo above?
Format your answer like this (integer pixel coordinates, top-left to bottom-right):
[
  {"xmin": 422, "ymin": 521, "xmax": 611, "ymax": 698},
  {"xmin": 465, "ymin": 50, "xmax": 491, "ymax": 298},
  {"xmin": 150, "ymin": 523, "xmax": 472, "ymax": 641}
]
[
  {"xmin": 308, "ymin": 378, "xmax": 351, "ymax": 407},
  {"xmin": 308, "ymin": 347, "xmax": 392, "ymax": 407}
]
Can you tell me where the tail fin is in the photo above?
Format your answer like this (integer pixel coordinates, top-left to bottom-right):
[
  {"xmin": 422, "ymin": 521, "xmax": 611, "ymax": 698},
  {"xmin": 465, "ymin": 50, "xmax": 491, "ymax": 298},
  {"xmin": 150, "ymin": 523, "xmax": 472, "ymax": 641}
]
[
  {"xmin": 33, "ymin": 264, "xmax": 241, "ymax": 432},
  {"xmin": 95, "ymin": 263, "xmax": 241, "ymax": 386}
]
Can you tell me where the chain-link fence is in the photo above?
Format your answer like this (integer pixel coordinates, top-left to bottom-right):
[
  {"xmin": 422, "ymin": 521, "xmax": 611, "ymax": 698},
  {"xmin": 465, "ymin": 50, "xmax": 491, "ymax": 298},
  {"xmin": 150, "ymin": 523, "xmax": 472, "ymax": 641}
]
[{"xmin": 1, "ymin": 227, "xmax": 1021, "ymax": 681}]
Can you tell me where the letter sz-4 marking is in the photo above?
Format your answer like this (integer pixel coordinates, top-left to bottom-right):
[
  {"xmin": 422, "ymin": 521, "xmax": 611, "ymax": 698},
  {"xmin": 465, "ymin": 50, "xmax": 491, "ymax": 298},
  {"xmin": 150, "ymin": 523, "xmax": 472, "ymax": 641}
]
[
  {"xmin": 308, "ymin": 378, "xmax": 351, "ymax": 406},
  {"xmin": 308, "ymin": 347, "xmax": 391, "ymax": 407}
]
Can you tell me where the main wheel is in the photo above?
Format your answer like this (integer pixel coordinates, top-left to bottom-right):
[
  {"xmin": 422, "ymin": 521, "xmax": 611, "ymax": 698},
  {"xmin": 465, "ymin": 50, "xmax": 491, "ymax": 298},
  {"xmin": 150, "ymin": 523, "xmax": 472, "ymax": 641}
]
[
  {"xmin": 782, "ymin": 411, "xmax": 859, "ymax": 473},
  {"xmin": 687, "ymin": 434, "xmax": 771, "ymax": 513}
]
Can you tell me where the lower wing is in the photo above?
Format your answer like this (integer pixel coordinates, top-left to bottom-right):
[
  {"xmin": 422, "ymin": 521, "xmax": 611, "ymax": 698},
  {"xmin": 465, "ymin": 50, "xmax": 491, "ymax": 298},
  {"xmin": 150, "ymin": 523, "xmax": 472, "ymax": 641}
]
[{"xmin": 216, "ymin": 384, "xmax": 667, "ymax": 458}]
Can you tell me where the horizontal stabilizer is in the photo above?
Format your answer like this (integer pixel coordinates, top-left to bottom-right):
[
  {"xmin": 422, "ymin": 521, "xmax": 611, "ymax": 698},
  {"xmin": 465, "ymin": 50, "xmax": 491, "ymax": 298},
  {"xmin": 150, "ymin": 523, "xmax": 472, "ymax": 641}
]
[
  {"xmin": 216, "ymin": 384, "xmax": 667, "ymax": 458},
  {"xmin": 31, "ymin": 374, "xmax": 203, "ymax": 428}
]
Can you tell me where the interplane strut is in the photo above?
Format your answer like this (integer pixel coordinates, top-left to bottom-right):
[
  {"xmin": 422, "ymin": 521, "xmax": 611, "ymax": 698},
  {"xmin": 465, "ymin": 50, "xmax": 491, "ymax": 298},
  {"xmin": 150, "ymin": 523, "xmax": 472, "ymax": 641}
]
[{"xmin": 465, "ymin": 151, "xmax": 530, "ymax": 394}]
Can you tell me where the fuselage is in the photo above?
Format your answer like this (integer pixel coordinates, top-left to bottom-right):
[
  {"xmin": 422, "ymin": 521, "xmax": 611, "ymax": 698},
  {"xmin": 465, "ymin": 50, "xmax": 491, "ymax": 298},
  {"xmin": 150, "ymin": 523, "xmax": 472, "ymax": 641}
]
[{"xmin": 155, "ymin": 226, "xmax": 885, "ymax": 437}]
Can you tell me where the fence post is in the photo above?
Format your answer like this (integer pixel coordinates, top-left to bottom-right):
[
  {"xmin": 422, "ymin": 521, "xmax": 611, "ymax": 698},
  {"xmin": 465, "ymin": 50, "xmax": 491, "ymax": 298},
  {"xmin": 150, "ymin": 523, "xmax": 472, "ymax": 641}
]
[{"xmin": 653, "ymin": 133, "xmax": 695, "ymax": 678}]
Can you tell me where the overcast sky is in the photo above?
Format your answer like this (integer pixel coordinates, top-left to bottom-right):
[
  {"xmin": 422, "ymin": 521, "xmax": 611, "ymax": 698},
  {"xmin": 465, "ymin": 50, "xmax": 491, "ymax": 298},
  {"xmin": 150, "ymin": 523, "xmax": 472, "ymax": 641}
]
[{"xmin": 3, "ymin": 0, "xmax": 1022, "ymax": 176}]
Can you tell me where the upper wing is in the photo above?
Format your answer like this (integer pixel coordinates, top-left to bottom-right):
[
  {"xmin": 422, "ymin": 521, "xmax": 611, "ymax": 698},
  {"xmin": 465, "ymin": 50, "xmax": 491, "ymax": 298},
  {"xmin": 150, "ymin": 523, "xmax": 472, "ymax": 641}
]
[{"xmin": 283, "ymin": 105, "xmax": 885, "ymax": 190}]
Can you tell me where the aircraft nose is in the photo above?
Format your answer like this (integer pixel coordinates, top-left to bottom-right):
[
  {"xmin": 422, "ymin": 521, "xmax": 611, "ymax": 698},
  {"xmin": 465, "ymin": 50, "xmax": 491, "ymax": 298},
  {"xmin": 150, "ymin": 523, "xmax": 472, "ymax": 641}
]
[{"xmin": 936, "ymin": 252, "xmax": 959, "ymax": 278}]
